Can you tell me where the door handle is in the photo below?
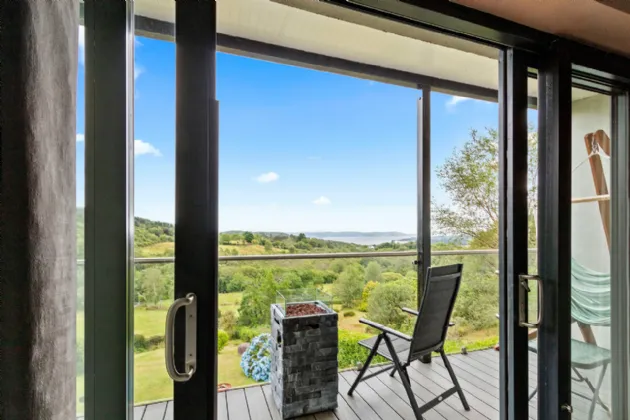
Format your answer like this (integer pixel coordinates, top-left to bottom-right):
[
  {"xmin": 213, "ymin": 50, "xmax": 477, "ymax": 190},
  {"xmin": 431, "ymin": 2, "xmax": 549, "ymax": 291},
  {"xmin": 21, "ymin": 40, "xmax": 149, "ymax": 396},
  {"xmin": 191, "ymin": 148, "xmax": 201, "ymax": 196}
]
[
  {"xmin": 518, "ymin": 275, "xmax": 543, "ymax": 328},
  {"xmin": 165, "ymin": 293, "xmax": 197, "ymax": 382}
]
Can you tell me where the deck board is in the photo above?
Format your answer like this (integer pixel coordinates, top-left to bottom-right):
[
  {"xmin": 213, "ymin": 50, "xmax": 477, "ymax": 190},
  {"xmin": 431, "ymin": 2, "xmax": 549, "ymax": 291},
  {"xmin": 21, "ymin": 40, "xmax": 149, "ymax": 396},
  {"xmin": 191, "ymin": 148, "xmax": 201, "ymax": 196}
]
[
  {"xmin": 163, "ymin": 401, "xmax": 173, "ymax": 420},
  {"xmin": 218, "ymin": 392, "xmax": 229, "ymax": 420},
  {"xmin": 142, "ymin": 401, "xmax": 167, "ymax": 420},
  {"xmin": 226, "ymin": 388, "xmax": 251, "ymax": 420},
  {"xmin": 245, "ymin": 386, "xmax": 272, "ymax": 420},
  {"xmin": 339, "ymin": 371, "xmax": 402, "ymax": 419},
  {"xmin": 262, "ymin": 385, "xmax": 282, "ymax": 420},
  {"xmin": 127, "ymin": 348, "xmax": 611, "ymax": 420}
]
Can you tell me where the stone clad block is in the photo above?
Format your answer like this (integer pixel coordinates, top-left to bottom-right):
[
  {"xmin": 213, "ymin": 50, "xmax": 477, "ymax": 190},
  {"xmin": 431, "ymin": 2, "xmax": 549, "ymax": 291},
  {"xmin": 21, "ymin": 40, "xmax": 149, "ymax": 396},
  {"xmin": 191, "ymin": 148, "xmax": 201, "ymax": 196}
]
[{"xmin": 270, "ymin": 302, "xmax": 338, "ymax": 419}]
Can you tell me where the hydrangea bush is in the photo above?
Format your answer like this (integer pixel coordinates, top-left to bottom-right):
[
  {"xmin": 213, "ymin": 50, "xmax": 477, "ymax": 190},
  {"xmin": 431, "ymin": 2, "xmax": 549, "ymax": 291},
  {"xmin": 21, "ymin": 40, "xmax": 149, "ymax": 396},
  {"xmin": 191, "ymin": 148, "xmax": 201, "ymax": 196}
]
[{"xmin": 240, "ymin": 333, "xmax": 272, "ymax": 382}]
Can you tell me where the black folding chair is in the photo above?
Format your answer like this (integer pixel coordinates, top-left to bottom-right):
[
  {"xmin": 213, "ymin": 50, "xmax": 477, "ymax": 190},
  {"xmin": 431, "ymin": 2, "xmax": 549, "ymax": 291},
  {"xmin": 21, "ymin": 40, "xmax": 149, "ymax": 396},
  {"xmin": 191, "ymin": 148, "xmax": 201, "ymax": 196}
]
[{"xmin": 348, "ymin": 264, "xmax": 470, "ymax": 420}]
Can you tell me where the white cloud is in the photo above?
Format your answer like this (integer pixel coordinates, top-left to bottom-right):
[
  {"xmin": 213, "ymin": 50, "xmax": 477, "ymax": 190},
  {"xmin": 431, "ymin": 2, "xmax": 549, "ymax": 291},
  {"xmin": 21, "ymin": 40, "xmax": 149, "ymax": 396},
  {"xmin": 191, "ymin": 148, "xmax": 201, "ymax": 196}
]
[
  {"xmin": 313, "ymin": 196, "xmax": 331, "ymax": 205},
  {"xmin": 255, "ymin": 172, "xmax": 279, "ymax": 183},
  {"xmin": 134, "ymin": 65, "xmax": 145, "ymax": 80},
  {"xmin": 446, "ymin": 95, "xmax": 471, "ymax": 109},
  {"xmin": 135, "ymin": 139, "xmax": 162, "ymax": 157},
  {"xmin": 76, "ymin": 133, "xmax": 85, "ymax": 142}
]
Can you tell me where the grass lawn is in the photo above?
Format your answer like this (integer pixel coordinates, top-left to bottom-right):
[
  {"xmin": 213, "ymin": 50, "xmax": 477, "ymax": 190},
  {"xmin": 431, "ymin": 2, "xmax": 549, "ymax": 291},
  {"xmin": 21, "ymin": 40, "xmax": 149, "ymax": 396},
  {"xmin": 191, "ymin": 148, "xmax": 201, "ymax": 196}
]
[
  {"xmin": 218, "ymin": 343, "xmax": 259, "ymax": 388},
  {"xmin": 219, "ymin": 291, "xmax": 243, "ymax": 314},
  {"xmin": 136, "ymin": 242, "xmax": 174, "ymax": 257}
]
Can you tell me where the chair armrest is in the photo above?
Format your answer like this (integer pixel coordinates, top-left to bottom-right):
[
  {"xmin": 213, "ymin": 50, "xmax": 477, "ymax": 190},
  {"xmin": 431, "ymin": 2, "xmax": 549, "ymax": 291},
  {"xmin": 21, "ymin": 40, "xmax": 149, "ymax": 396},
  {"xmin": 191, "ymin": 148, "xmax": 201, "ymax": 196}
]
[
  {"xmin": 402, "ymin": 307, "xmax": 419, "ymax": 316},
  {"xmin": 359, "ymin": 318, "xmax": 412, "ymax": 341}
]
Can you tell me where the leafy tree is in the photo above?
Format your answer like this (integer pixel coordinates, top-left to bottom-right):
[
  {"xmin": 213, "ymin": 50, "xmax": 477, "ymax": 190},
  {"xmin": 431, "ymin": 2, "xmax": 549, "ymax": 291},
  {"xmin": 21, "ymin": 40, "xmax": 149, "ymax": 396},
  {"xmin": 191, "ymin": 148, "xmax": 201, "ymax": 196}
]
[
  {"xmin": 330, "ymin": 260, "xmax": 346, "ymax": 274},
  {"xmin": 138, "ymin": 267, "xmax": 167, "ymax": 308},
  {"xmin": 264, "ymin": 241, "xmax": 273, "ymax": 253},
  {"xmin": 238, "ymin": 271, "xmax": 277, "ymax": 326},
  {"xmin": 297, "ymin": 233, "xmax": 307, "ymax": 242},
  {"xmin": 381, "ymin": 272, "xmax": 404, "ymax": 283},
  {"xmin": 220, "ymin": 310, "xmax": 238, "ymax": 336},
  {"xmin": 243, "ymin": 231, "xmax": 255, "ymax": 244},
  {"xmin": 359, "ymin": 281, "xmax": 379, "ymax": 312},
  {"xmin": 279, "ymin": 272, "xmax": 303, "ymax": 290},
  {"xmin": 333, "ymin": 265, "xmax": 365, "ymax": 307},
  {"xmin": 433, "ymin": 128, "xmax": 537, "ymax": 249},
  {"xmin": 367, "ymin": 280, "xmax": 415, "ymax": 329},
  {"xmin": 365, "ymin": 261, "xmax": 383, "ymax": 283}
]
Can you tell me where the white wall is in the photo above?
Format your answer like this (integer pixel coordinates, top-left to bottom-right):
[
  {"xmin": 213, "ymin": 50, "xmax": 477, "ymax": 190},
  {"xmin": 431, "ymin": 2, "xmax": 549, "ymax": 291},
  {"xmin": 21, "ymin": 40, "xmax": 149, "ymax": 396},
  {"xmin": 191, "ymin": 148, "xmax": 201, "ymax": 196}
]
[{"xmin": 570, "ymin": 93, "xmax": 612, "ymax": 401}]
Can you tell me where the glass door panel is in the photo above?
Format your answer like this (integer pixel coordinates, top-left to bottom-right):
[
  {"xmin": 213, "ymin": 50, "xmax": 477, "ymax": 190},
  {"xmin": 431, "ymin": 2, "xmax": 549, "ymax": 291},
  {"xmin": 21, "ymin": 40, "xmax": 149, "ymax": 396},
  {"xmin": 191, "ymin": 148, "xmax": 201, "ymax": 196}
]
[
  {"xmin": 568, "ymin": 87, "xmax": 614, "ymax": 419},
  {"xmin": 132, "ymin": 4, "xmax": 176, "ymax": 416},
  {"xmin": 535, "ymin": 56, "xmax": 629, "ymax": 420}
]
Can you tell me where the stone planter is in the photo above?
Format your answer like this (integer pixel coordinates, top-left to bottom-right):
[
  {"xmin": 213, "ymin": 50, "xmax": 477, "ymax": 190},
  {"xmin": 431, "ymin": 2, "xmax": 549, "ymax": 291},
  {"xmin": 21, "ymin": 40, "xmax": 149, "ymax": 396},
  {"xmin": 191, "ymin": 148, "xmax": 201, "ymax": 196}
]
[{"xmin": 270, "ymin": 301, "xmax": 338, "ymax": 419}]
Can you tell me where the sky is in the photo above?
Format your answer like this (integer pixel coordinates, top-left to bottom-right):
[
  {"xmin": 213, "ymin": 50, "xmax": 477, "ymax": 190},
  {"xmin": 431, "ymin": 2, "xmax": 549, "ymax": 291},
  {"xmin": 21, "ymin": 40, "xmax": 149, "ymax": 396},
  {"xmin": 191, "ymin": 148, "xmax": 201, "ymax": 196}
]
[{"xmin": 76, "ymin": 31, "xmax": 525, "ymax": 234}]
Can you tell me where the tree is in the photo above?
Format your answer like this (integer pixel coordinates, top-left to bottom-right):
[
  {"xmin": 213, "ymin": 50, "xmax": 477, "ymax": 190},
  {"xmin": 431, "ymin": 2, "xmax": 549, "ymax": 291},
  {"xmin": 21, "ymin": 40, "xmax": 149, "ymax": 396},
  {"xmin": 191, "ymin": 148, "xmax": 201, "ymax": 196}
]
[
  {"xmin": 138, "ymin": 267, "xmax": 167, "ymax": 308},
  {"xmin": 367, "ymin": 280, "xmax": 415, "ymax": 329},
  {"xmin": 238, "ymin": 271, "xmax": 277, "ymax": 326},
  {"xmin": 365, "ymin": 261, "xmax": 383, "ymax": 283},
  {"xmin": 220, "ymin": 310, "xmax": 238, "ymax": 336},
  {"xmin": 264, "ymin": 241, "xmax": 273, "ymax": 253},
  {"xmin": 333, "ymin": 265, "xmax": 365, "ymax": 307},
  {"xmin": 359, "ymin": 281, "xmax": 379, "ymax": 312},
  {"xmin": 297, "ymin": 233, "xmax": 306, "ymax": 242},
  {"xmin": 243, "ymin": 231, "xmax": 254, "ymax": 244},
  {"xmin": 381, "ymin": 272, "xmax": 404, "ymax": 283},
  {"xmin": 432, "ymin": 128, "xmax": 537, "ymax": 249}
]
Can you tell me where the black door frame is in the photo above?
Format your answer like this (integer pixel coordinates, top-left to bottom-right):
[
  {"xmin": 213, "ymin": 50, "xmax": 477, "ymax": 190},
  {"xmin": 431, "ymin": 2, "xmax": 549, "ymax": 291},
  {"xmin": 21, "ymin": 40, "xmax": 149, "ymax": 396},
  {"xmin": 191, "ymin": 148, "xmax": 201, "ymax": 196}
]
[
  {"xmin": 174, "ymin": 1, "xmax": 219, "ymax": 418},
  {"xmin": 498, "ymin": 48, "xmax": 531, "ymax": 420},
  {"xmin": 537, "ymin": 43, "xmax": 574, "ymax": 420}
]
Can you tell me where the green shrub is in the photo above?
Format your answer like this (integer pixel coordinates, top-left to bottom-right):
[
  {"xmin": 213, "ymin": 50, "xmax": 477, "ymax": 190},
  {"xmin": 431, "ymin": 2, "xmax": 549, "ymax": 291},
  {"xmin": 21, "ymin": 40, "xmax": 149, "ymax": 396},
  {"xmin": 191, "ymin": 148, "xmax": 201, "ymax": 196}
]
[
  {"xmin": 333, "ymin": 264, "xmax": 365, "ymax": 307},
  {"xmin": 134, "ymin": 334, "xmax": 166, "ymax": 353},
  {"xmin": 235, "ymin": 326, "xmax": 258, "ymax": 342},
  {"xmin": 381, "ymin": 272, "xmax": 404, "ymax": 283},
  {"xmin": 220, "ymin": 310, "xmax": 238, "ymax": 336},
  {"xmin": 367, "ymin": 280, "xmax": 415, "ymax": 329},
  {"xmin": 359, "ymin": 281, "xmax": 379, "ymax": 312},
  {"xmin": 146, "ymin": 335, "xmax": 165, "ymax": 349},
  {"xmin": 338, "ymin": 330, "xmax": 386, "ymax": 369},
  {"xmin": 134, "ymin": 334, "xmax": 148, "ymax": 353},
  {"xmin": 343, "ymin": 311, "xmax": 356, "ymax": 317},
  {"xmin": 218, "ymin": 330, "xmax": 229, "ymax": 353},
  {"xmin": 453, "ymin": 272, "xmax": 499, "ymax": 330}
]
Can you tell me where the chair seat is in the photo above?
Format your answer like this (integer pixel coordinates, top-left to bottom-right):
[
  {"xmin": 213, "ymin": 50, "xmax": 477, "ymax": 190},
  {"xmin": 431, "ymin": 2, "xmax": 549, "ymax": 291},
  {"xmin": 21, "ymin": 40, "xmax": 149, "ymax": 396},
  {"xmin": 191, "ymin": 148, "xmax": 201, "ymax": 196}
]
[
  {"xmin": 528, "ymin": 339, "xmax": 611, "ymax": 369},
  {"xmin": 359, "ymin": 335, "xmax": 411, "ymax": 363}
]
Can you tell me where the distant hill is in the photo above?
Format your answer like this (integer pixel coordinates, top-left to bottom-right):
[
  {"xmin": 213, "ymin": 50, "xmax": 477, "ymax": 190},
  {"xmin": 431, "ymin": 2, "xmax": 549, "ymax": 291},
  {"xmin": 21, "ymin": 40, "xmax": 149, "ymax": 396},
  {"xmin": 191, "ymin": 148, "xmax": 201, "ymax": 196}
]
[
  {"xmin": 77, "ymin": 210, "xmax": 463, "ymax": 252},
  {"xmin": 304, "ymin": 231, "xmax": 411, "ymax": 238},
  {"xmin": 76, "ymin": 209, "xmax": 175, "ymax": 257}
]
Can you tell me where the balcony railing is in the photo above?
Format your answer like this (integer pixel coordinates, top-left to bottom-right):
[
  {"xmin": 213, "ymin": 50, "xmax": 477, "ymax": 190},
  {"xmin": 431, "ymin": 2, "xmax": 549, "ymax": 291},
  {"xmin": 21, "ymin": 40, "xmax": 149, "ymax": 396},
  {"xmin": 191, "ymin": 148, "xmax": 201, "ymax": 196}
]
[{"xmin": 78, "ymin": 248, "xmax": 537, "ymax": 265}]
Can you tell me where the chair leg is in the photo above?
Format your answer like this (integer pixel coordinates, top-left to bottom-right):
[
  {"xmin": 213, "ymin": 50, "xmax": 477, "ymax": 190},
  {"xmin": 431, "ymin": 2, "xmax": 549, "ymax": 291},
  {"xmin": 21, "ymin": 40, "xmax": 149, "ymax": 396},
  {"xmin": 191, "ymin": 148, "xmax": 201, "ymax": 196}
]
[
  {"xmin": 348, "ymin": 334, "xmax": 382, "ymax": 396},
  {"xmin": 529, "ymin": 387, "xmax": 538, "ymax": 401},
  {"xmin": 382, "ymin": 334, "xmax": 423, "ymax": 420},
  {"xmin": 588, "ymin": 363, "xmax": 608, "ymax": 420},
  {"xmin": 389, "ymin": 367, "xmax": 397, "ymax": 377},
  {"xmin": 440, "ymin": 350, "xmax": 470, "ymax": 411}
]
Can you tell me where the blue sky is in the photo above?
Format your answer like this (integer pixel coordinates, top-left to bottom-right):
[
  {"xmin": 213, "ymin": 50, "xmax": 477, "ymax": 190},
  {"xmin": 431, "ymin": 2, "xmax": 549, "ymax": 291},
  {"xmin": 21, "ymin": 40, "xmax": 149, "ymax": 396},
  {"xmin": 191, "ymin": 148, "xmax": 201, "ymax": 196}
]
[{"xmin": 77, "ymin": 32, "xmax": 508, "ymax": 233}]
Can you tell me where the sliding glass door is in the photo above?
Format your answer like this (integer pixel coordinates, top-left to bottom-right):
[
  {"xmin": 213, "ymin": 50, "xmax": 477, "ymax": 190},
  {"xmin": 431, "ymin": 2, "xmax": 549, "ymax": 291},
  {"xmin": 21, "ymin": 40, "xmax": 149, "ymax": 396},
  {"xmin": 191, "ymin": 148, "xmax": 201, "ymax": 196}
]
[{"xmin": 526, "ymin": 48, "xmax": 630, "ymax": 420}]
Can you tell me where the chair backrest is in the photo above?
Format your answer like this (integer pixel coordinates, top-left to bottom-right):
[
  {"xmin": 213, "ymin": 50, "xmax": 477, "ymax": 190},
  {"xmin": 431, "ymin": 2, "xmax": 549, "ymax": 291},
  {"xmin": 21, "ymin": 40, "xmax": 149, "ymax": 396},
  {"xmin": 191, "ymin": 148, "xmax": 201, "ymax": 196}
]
[{"xmin": 408, "ymin": 264, "xmax": 463, "ymax": 361}]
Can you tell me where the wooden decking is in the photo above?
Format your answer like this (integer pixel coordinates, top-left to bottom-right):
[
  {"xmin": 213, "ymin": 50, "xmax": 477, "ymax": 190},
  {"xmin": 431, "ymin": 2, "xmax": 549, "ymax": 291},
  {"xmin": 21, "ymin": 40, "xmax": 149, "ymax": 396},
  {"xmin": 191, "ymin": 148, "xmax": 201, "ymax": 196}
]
[{"xmin": 126, "ymin": 348, "xmax": 610, "ymax": 420}]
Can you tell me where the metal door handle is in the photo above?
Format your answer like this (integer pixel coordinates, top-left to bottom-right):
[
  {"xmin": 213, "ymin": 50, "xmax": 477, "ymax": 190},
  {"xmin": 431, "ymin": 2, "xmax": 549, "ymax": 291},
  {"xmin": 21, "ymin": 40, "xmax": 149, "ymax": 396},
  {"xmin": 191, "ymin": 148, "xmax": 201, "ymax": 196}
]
[
  {"xmin": 165, "ymin": 293, "xmax": 197, "ymax": 382},
  {"xmin": 518, "ymin": 275, "xmax": 543, "ymax": 328}
]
